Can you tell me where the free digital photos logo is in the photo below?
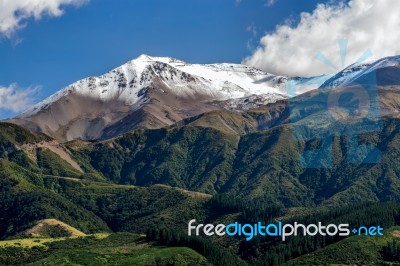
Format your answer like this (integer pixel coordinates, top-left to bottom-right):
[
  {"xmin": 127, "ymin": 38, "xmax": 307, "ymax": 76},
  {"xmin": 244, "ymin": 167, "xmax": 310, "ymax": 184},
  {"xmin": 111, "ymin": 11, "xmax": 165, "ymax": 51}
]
[{"xmin": 188, "ymin": 220, "xmax": 384, "ymax": 242}]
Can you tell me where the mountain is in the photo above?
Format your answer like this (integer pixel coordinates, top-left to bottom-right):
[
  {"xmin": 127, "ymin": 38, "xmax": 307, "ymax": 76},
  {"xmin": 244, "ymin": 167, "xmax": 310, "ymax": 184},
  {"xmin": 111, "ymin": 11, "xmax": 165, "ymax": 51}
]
[
  {"xmin": 66, "ymin": 55, "xmax": 400, "ymax": 205},
  {"xmin": 9, "ymin": 55, "xmax": 298, "ymax": 142},
  {"xmin": 76, "ymin": 113, "xmax": 400, "ymax": 206},
  {"xmin": 9, "ymin": 54, "xmax": 400, "ymax": 142},
  {"xmin": 2, "ymin": 120, "xmax": 400, "ymax": 265},
  {"xmin": 2, "ymin": 55, "xmax": 400, "ymax": 265},
  {"xmin": 4, "ymin": 54, "xmax": 400, "ymax": 212},
  {"xmin": 321, "ymin": 55, "xmax": 400, "ymax": 89}
]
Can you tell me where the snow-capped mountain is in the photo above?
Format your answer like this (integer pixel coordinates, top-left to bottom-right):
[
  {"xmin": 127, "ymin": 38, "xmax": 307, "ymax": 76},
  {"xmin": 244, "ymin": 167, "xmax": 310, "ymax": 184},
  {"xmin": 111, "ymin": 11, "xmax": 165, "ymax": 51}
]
[
  {"xmin": 12, "ymin": 55, "xmax": 299, "ymax": 141},
  {"xmin": 320, "ymin": 55, "xmax": 400, "ymax": 88},
  {"xmin": 19, "ymin": 55, "xmax": 289, "ymax": 118},
  {"xmin": 9, "ymin": 54, "xmax": 400, "ymax": 141}
]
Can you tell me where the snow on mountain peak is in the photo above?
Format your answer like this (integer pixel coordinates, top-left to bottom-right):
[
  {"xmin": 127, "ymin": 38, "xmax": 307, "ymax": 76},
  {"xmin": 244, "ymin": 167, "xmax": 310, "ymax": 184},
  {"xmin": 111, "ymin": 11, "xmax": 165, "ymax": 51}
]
[
  {"xmin": 320, "ymin": 55, "xmax": 400, "ymax": 89},
  {"xmin": 19, "ymin": 55, "xmax": 292, "ymax": 118}
]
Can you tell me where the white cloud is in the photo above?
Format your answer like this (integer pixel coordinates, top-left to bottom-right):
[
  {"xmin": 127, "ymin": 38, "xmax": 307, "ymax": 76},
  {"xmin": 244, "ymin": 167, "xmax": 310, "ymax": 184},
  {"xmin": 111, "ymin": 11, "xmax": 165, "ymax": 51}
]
[
  {"xmin": 243, "ymin": 0, "xmax": 400, "ymax": 76},
  {"xmin": 246, "ymin": 23, "xmax": 258, "ymax": 37},
  {"xmin": 0, "ymin": 84, "xmax": 39, "ymax": 113},
  {"xmin": 265, "ymin": 0, "xmax": 277, "ymax": 7},
  {"xmin": 246, "ymin": 23, "xmax": 258, "ymax": 50},
  {"xmin": 237, "ymin": 0, "xmax": 277, "ymax": 7},
  {"xmin": 0, "ymin": 0, "xmax": 88, "ymax": 38}
]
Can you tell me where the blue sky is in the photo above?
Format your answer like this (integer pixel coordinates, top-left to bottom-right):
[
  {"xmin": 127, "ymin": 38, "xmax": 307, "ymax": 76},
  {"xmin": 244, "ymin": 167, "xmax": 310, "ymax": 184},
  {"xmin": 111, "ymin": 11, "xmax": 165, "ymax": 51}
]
[
  {"xmin": 4, "ymin": 0, "xmax": 400, "ymax": 120},
  {"xmin": 0, "ymin": 0, "xmax": 328, "ymax": 119}
]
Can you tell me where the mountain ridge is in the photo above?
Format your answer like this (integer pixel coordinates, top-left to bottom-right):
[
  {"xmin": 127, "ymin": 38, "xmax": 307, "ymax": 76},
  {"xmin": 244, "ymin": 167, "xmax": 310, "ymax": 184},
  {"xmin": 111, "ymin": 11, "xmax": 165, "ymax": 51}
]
[
  {"xmin": 8, "ymin": 54, "xmax": 326, "ymax": 142},
  {"xmin": 8, "ymin": 54, "xmax": 400, "ymax": 142}
]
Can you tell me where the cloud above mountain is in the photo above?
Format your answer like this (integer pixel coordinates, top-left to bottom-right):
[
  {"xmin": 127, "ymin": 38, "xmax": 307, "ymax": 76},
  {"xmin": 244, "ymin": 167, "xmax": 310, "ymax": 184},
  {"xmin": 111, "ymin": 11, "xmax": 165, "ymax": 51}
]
[
  {"xmin": 0, "ymin": 84, "xmax": 39, "ymax": 113},
  {"xmin": 0, "ymin": 0, "xmax": 88, "ymax": 38},
  {"xmin": 243, "ymin": 0, "xmax": 400, "ymax": 76}
]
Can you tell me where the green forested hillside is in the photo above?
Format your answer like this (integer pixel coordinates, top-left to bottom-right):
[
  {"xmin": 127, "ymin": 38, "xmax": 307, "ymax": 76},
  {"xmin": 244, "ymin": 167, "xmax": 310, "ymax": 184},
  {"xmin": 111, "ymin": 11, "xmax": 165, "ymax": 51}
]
[
  {"xmin": 284, "ymin": 226, "xmax": 400, "ymax": 266},
  {"xmin": 79, "ymin": 117, "xmax": 400, "ymax": 208},
  {"xmin": 1, "ymin": 99, "xmax": 400, "ymax": 265}
]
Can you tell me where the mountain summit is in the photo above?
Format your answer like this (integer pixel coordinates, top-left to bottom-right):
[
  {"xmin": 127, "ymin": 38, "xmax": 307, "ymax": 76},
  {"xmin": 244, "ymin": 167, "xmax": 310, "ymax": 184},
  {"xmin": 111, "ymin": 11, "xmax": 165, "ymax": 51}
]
[
  {"xmin": 11, "ymin": 54, "xmax": 400, "ymax": 142},
  {"xmin": 10, "ymin": 55, "xmax": 291, "ymax": 141}
]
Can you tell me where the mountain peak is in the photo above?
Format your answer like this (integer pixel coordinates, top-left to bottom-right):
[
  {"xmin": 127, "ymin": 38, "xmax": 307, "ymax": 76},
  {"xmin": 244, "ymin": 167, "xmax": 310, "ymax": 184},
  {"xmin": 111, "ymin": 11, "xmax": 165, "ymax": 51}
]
[
  {"xmin": 14, "ymin": 53, "xmax": 400, "ymax": 142},
  {"xmin": 12, "ymin": 55, "xmax": 294, "ymax": 141},
  {"xmin": 132, "ymin": 54, "xmax": 185, "ymax": 65},
  {"xmin": 136, "ymin": 54, "xmax": 153, "ymax": 61}
]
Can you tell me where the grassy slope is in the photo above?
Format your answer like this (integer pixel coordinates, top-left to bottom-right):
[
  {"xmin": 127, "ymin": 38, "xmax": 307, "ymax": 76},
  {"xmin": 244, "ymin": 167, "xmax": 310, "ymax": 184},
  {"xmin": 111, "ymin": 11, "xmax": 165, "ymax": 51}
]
[
  {"xmin": 30, "ymin": 246, "xmax": 208, "ymax": 266},
  {"xmin": 285, "ymin": 226, "xmax": 400, "ymax": 265},
  {"xmin": 0, "ymin": 233, "xmax": 209, "ymax": 266},
  {"xmin": 0, "ymin": 122, "xmax": 211, "ymax": 239},
  {"xmin": 0, "ymin": 233, "xmax": 109, "ymax": 248},
  {"xmin": 0, "ymin": 160, "xmax": 210, "ymax": 239},
  {"xmin": 25, "ymin": 218, "xmax": 86, "ymax": 238},
  {"xmin": 36, "ymin": 148, "xmax": 82, "ymax": 178},
  {"xmin": 0, "ymin": 122, "xmax": 44, "ymax": 145}
]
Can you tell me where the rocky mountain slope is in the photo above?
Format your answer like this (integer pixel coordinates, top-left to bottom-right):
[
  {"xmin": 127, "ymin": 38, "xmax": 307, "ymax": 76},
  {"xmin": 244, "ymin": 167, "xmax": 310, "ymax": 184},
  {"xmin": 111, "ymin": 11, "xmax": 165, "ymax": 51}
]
[
  {"xmin": 9, "ymin": 55, "xmax": 400, "ymax": 142},
  {"xmin": 9, "ymin": 55, "xmax": 297, "ymax": 141}
]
